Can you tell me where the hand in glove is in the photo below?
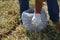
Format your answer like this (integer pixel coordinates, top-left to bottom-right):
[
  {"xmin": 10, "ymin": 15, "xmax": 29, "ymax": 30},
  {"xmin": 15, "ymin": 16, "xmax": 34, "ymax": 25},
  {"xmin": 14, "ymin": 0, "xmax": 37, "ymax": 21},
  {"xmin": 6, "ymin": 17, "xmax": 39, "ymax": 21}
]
[{"xmin": 31, "ymin": 14, "xmax": 41, "ymax": 26}]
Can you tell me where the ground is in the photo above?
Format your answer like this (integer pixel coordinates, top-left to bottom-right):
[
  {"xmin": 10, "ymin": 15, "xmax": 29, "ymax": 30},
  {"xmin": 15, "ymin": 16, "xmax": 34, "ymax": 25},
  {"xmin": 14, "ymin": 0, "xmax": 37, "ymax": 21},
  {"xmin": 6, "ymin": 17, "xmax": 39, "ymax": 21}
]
[{"xmin": 0, "ymin": 0, "xmax": 60, "ymax": 40}]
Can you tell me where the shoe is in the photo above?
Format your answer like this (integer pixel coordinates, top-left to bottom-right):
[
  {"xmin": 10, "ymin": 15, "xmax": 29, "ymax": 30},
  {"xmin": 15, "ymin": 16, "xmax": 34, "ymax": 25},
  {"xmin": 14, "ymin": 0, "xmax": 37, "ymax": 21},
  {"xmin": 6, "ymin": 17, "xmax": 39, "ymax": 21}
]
[{"xmin": 54, "ymin": 22, "xmax": 60, "ymax": 30}]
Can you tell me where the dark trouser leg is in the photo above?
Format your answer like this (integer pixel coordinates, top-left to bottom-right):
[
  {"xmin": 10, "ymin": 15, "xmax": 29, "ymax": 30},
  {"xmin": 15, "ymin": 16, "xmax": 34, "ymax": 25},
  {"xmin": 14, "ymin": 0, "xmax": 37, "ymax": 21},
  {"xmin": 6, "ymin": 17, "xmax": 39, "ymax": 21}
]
[
  {"xmin": 19, "ymin": 0, "xmax": 29, "ymax": 24},
  {"xmin": 46, "ymin": 0, "xmax": 59, "ymax": 22}
]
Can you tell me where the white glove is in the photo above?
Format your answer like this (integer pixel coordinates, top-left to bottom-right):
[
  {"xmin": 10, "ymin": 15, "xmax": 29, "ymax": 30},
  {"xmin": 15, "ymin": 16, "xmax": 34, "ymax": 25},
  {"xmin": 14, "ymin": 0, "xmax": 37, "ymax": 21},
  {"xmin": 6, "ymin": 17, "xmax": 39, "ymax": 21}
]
[{"xmin": 31, "ymin": 14, "xmax": 41, "ymax": 26}]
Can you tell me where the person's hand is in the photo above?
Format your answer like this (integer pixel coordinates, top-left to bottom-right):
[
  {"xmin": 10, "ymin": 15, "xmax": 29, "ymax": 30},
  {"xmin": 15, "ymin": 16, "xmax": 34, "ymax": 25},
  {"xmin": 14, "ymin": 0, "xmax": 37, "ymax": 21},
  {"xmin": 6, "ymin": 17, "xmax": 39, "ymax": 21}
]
[{"xmin": 31, "ymin": 14, "xmax": 41, "ymax": 26}]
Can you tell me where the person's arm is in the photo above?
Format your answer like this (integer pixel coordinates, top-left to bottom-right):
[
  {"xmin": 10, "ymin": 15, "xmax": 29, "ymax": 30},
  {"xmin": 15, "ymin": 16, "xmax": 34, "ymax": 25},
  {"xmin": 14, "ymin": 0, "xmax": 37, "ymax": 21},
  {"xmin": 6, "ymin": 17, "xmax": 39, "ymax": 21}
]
[
  {"xmin": 35, "ymin": 0, "xmax": 43, "ymax": 13},
  {"xmin": 32, "ymin": 0, "xmax": 43, "ymax": 26}
]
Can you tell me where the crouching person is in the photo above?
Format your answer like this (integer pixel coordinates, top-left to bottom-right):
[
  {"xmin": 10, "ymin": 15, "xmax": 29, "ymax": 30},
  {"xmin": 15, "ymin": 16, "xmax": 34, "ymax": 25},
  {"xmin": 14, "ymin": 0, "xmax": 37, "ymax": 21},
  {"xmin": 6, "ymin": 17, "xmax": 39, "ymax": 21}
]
[{"xmin": 19, "ymin": 0, "xmax": 60, "ymax": 30}]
